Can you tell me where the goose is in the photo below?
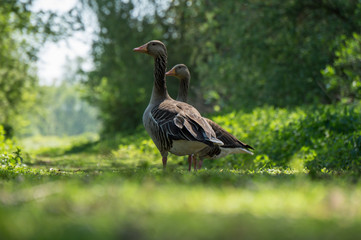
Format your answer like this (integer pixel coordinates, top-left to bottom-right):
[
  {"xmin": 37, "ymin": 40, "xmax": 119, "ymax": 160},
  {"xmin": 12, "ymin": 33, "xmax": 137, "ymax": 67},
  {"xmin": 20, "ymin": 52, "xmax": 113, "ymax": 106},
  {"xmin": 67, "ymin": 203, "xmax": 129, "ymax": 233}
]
[
  {"xmin": 165, "ymin": 64, "xmax": 254, "ymax": 169},
  {"xmin": 133, "ymin": 41, "xmax": 223, "ymax": 169}
]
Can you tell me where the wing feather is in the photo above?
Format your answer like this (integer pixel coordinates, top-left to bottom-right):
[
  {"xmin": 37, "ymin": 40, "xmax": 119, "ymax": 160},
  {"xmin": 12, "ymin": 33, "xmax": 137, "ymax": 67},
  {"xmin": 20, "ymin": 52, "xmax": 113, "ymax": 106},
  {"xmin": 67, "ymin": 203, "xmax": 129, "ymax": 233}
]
[
  {"xmin": 206, "ymin": 119, "xmax": 254, "ymax": 150},
  {"xmin": 150, "ymin": 100, "xmax": 223, "ymax": 146}
]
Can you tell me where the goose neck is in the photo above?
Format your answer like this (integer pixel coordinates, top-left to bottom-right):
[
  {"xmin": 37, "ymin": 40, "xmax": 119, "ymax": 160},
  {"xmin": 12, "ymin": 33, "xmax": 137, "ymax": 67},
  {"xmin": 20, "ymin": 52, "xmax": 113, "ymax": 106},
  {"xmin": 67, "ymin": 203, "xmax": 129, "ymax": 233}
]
[
  {"xmin": 176, "ymin": 76, "xmax": 190, "ymax": 103},
  {"xmin": 150, "ymin": 54, "xmax": 169, "ymax": 103}
]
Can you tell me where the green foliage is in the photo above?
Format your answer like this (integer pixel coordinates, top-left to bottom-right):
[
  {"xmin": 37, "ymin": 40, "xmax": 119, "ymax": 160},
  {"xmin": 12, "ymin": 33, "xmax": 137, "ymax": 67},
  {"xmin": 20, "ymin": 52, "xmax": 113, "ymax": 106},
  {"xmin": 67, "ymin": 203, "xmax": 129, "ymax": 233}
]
[
  {"xmin": 322, "ymin": 33, "xmax": 361, "ymax": 102},
  {"xmin": 81, "ymin": 0, "xmax": 361, "ymax": 134},
  {"xmin": 81, "ymin": 0, "xmax": 161, "ymax": 133},
  {"xmin": 0, "ymin": 0, "xmax": 84, "ymax": 135},
  {"xmin": 0, "ymin": 1, "xmax": 39, "ymax": 133},
  {"xmin": 164, "ymin": 0, "xmax": 361, "ymax": 108},
  {"xmin": 208, "ymin": 103, "xmax": 361, "ymax": 172},
  {"xmin": 0, "ymin": 147, "xmax": 23, "ymax": 168},
  {"xmin": 0, "ymin": 125, "xmax": 23, "ymax": 168}
]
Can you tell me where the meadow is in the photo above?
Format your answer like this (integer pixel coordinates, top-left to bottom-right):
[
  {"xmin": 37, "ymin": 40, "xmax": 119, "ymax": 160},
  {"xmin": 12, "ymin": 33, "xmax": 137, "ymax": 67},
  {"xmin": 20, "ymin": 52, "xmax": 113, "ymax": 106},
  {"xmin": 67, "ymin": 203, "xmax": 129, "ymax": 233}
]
[
  {"xmin": 1, "ymin": 104, "xmax": 361, "ymax": 239},
  {"xmin": 1, "ymin": 1, "xmax": 361, "ymax": 239}
]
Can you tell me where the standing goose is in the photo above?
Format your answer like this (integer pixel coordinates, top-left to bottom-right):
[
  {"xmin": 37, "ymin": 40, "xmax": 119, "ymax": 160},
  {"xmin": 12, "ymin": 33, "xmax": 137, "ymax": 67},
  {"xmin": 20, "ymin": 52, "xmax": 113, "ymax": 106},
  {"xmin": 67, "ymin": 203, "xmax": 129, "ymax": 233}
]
[
  {"xmin": 133, "ymin": 41, "xmax": 223, "ymax": 169},
  {"xmin": 166, "ymin": 64, "xmax": 254, "ymax": 169}
]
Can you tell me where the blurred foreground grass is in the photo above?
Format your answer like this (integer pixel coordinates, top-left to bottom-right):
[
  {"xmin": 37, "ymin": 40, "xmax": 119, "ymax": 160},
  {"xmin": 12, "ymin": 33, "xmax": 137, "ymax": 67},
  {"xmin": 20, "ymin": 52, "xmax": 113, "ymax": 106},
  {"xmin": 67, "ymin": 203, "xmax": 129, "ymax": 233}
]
[
  {"xmin": 1, "ymin": 104, "xmax": 361, "ymax": 239},
  {"xmin": 1, "ymin": 166, "xmax": 361, "ymax": 239},
  {"xmin": 1, "ymin": 141, "xmax": 361, "ymax": 239}
]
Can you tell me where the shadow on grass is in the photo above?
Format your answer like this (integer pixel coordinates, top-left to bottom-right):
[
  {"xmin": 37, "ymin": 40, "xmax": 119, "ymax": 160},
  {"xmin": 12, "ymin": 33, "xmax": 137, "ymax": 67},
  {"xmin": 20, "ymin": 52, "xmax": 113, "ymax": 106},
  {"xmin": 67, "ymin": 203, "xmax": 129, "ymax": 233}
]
[
  {"xmin": 63, "ymin": 140, "xmax": 100, "ymax": 154},
  {"xmin": 34, "ymin": 140, "xmax": 100, "ymax": 158}
]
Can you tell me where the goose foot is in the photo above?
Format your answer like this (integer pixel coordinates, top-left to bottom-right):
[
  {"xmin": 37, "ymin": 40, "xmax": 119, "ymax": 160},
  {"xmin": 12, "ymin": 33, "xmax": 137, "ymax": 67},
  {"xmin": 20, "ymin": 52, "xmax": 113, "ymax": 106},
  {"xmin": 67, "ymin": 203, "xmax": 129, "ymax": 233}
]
[{"xmin": 162, "ymin": 157, "xmax": 167, "ymax": 169}]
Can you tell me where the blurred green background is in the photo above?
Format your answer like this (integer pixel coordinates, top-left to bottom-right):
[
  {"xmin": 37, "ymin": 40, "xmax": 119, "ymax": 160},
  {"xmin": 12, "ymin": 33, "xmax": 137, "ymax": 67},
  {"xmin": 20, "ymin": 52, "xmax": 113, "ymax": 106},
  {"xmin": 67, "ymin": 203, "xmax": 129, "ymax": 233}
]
[{"xmin": 1, "ymin": 0, "xmax": 361, "ymax": 239}]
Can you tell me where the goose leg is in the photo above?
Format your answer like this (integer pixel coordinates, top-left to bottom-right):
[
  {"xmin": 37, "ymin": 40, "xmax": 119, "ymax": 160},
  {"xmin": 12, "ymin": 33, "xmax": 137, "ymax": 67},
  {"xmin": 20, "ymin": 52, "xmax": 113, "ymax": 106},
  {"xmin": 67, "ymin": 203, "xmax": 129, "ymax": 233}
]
[
  {"xmin": 162, "ymin": 156, "xmax": 167, "ymax": 169},
  {"xmin": 188, "ymin": 155, "xmax": 192, "ymax": 171},
  {"xmin": 193, "ymin": 155, "xmax": 197, "ymax": 171},
  {"xmin": 198, "ymin": 159, "xmax": 203, "ymax": 169}
]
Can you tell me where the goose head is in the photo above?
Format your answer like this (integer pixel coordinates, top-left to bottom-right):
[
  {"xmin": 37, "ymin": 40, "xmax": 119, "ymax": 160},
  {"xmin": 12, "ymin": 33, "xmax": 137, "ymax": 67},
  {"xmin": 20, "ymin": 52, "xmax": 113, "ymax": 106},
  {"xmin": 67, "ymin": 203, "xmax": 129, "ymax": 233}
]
[
  {"xmin": 133, "ymin": 40, "xmax": 167, "ymax": 58},
  {"xmin": 165, "ymin": 64, "xmax": 190, "ymax": 79}
]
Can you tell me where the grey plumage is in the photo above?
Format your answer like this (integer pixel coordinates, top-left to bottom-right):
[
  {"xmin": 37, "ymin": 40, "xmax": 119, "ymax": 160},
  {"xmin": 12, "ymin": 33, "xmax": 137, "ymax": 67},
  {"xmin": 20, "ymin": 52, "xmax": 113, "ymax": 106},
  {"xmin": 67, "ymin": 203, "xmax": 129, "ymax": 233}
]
[
  {"xmin": 165, "ymin": 63, "xmax": 254, "ymax": 163},
  {"xmin": 134, "ymin": 41, "xmax": 223, "ymax": 168}
]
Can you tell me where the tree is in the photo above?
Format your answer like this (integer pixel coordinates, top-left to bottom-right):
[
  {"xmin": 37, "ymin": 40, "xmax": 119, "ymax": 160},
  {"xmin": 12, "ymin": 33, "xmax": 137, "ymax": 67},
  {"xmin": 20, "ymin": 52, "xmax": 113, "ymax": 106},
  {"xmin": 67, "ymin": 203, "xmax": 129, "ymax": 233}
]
[
  {"xmin": 0, "ymin": 0, "xmax": 84, "ymax": 136},
  {"xmin": 81, "ymin": 0, "xmax": 361, "ymax": 134},
  {"xmin": 322, "ymin": 33, "xmax": 361, "ymax": 102},
  {"xmin": 0, "ymin": 1, "xmax": 39, "ymax": 136},
  {"xmin": 164, "ymin": 0, "xmax": 361, "ymax": 108},
  {"xmin": 81, "ymin": 0, "xmax": 163, "ymax": 133}
]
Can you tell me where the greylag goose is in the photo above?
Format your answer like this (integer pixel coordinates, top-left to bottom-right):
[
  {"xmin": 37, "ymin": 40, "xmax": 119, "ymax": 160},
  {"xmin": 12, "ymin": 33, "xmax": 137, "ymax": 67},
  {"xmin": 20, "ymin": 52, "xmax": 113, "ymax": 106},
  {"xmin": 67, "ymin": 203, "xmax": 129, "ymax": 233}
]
[
  {"xmin": 166, "ymin": 64, "xmax": 254, "ymax": 169},
  {"xmin": 133, "ymin": 41, "xmax": 223, "ymax": 169}
]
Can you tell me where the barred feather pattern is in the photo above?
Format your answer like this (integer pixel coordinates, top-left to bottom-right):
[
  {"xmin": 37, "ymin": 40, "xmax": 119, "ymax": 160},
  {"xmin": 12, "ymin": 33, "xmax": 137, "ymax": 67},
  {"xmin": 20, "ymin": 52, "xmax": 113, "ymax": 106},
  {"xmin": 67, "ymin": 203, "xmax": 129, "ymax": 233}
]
[
  {"xmin": 144, "ymin": 109, "xmax": 172, "ymax": 155},
  {"xmin": 147, "ymin": 101, "xmax": 222, "ymax": 155},
  {"xmin": 153, "ymin": 54, "xmax": 168, "ymax": 98}
]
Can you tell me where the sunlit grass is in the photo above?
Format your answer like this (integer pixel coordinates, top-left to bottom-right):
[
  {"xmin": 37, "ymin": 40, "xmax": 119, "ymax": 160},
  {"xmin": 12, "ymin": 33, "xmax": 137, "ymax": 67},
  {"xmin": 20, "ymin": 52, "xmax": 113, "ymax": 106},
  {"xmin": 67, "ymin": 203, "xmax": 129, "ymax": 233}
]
[
  {"xmin": 19, "ymin": 133, "xmax": 99, "ymax": 152},
  {"xmin": 1, "ymin": 165, "xmax": 361, "ymax": 239}
]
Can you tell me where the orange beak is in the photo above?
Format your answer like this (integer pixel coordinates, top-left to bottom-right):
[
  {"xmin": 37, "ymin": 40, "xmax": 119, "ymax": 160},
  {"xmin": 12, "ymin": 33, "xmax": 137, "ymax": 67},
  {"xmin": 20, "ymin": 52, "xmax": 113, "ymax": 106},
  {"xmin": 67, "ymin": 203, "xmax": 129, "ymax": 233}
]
[
  {"xmin": 165, "ymin": 68, "xmax": 176, "ymax": 76},
  {"xmin": 133, "ymin": 43, "xmax": 148, "ymax": 53}
]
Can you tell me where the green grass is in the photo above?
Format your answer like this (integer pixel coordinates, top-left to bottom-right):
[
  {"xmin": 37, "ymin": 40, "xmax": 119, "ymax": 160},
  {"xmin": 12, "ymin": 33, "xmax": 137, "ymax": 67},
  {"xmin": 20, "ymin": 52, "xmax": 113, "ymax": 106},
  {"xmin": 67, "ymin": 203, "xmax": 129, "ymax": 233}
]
[
  {"xmin": 1, "ymin": 163, "xmax": 361, "ymax": 239},
  {"xmin": 1, "ymin": 104, "xmax": 361, "ymax": 239},
  {"xmin": 1, "ymin": 149, "xmax": 361, "ymax": 240}
]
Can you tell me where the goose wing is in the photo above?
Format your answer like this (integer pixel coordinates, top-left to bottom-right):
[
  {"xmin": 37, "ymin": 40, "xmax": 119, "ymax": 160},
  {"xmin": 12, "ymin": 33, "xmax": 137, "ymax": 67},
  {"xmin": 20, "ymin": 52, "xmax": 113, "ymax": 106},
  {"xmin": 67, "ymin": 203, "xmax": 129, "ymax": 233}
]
[
  {"xmin": 206, "ymin": 118, "xmax": 254, "ymax": 150},
  {"xmin": 151, "ymin": 100, "xmax": 223, "ymax": 146}
]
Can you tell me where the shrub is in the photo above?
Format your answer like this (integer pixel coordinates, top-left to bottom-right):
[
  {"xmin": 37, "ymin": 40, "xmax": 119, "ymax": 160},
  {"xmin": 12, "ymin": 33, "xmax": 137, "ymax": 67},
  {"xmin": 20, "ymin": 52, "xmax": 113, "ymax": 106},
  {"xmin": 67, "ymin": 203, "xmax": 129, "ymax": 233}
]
[
  {"xmin": 0, "ymin": 125, "xmax": 23, "ymax": 168},
  {"xmin": 206, "ymin": 103, "xmax": 361, "ymax": 172}
]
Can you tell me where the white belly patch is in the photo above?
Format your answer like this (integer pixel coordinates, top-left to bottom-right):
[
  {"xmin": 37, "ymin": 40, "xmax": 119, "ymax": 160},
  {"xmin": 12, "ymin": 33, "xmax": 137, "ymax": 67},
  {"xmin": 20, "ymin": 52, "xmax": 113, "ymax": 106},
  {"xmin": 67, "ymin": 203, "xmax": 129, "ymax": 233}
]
[{"xmin": 170, "ymin": 140, "xmax": 208, "ymax": 156}]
